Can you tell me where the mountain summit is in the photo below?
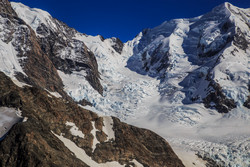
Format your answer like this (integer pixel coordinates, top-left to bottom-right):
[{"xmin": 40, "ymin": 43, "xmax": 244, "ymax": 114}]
[{"xmin": 127, "ymin": 2, "xmax": 249, "ymax": 113}]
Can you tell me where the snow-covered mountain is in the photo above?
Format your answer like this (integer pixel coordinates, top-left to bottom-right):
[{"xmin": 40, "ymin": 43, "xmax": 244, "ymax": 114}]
[
  {"xmin": 128, "ymin": 2, "xmax": 249, "ymax": 112},
  {"xmin": 0, "ymin": 0, "xmax": 249, "ymax": 166}
]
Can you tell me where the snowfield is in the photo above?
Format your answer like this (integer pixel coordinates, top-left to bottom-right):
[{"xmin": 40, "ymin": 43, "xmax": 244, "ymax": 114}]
[
  {"xmin": 0, "ymin": 107, "xmax": 23, "ymax": 140},
  {"xmin": 53, "ymin": 132, "xmax": 144, "ymax": 167}
]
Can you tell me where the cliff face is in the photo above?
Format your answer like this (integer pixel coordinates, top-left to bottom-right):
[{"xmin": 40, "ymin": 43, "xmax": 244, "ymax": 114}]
[
  {"xmin": 35, "ymin": 18, "xmax": 103, "ymax": 95},
  {"xmin": 11, "ymin": 2, "xmax": 103, "ymax": 95},
  {"xmin": 0, "ymin": 0, "xmax": 65, "ymax": 96},
  {"xmin": 0, "ymin": 0, "xmax": 16, "ymax": 16},
  {"xmin": 0, "ymin": 0, "xmax": 103, "ymax": 105},
  {"xmin": 0, "ymin": 72, "xmax": 184, "ymax": 167}
]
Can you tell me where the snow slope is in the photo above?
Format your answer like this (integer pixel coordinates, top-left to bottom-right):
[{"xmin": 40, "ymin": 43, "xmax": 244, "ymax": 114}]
[
  {"xmin": 53, "ymin": 132, "xmax": 143, "ymax": 167},
  {"xmin": 0, "ymin": 107, "xmax": 23, "ymax": 140},
  {"xmin": 0, "ymin": 13, "xmax": 28, "ymax": 85},
  {"xmin": 58, "ymin": 32, "xmax": 160, "ymax": 120},
  {"xmin": 11, "ymin": 2, "xmax": 57, "ymax": 34}
]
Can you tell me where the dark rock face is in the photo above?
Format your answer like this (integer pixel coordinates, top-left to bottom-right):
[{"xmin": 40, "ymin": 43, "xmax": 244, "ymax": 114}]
[
  {"xmin": 0, "ymin": 72, "xmax": 184, "ymax": 167},
  {"xmin": 142, "ymin": 44, "xmax": 170, "ymax": 77},
  {"xmin": 36, "ymin": 19, "xmax": 103, "ymax": 95},
  {"xmin": 243, "ymin": 96, "xmax": 250, "ymax": 109},
  {"xmin": 203, "ymin": 82, "xmax": 237, "ymax": 113},
  {"xmin": 233, "ymin": 28, "xmax": 249, "ymax": 51},
  {"xmin": 111, "ymin": 118, "xmax": 184, "ymax": 167},
  {"xmin": 0, "ymin": 3, "xmax": 65, "ymax": 97},
  {"xmin": 108, "ymin": 37, "xmax": 124, "ymax": 54},
  {"xmin": 0, "ymin": 122, "xmax": 89, "ymax": 167},
  {"xmin": 0, "ymin": 0, "xmax": 16, "ymax": 16}
]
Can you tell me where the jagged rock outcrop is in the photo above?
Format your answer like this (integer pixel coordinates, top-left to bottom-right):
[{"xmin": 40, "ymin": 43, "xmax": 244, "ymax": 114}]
[
  {"xmin": 11, "ymin": 2, "xmax": 103, "ymax": 95},
  {"xmin": 203, "ymin": 82, "xmax": 237, "ymax": 113},
  {"xmin": 36, "ymin": 20, "xmax": 103, "ymax": 95},
  {"xmin": 0, "ymin": 72, "xmax": 184, "ymax": 167},
  {"xmin": 0, "ymin": 0, "xmax": 66, "ymax": 97},
  {"xmin": 108, "ymin": 37, "xmax": 124, "ymax": 54},
  {"xmin": 0, "ymin": 0, "xmax": 16, "ymax": 16}
]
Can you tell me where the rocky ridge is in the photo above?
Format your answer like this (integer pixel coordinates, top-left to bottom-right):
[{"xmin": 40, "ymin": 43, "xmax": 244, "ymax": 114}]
[
  {"xmin": 0, "ymin": 0, "xmax": 66, "ymax": 97},
  {"xmin": 11, "ymin": 2, "xmax": 103, "ymax": 96}
]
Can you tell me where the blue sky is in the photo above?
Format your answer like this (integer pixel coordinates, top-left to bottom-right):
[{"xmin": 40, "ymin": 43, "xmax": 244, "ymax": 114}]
[{"xmin": 11, "ymin": 0, "xmax": 250, "ymax": 42}]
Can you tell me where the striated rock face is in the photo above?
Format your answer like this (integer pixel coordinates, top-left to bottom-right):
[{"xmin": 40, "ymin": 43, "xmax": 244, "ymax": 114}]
[
  {"xmin": 0, "ymin": 121, "xmax": 89, "ymax": 167},
  {"xmin": 0, "ymin": 0, "xmax": 65, "ymax": 96},
  {"xmin": 0, "ymin": 72, "xmax": 184, "ymax": 167},
  {"xmin": 203, "ymin": 82, "xmax": 237, "ymax": 113},
  {"xmin": 11, "ymin": 2, "xmax": 103, "ymax": 95},
  {"xmin": 108, "ymin": 37, "xmax": 124, "ymax": 54},
  {"xmin": 36, "ymin": 19, "xmax": 103, "ymax": 95},
  {"xmin": 0, "ymin": 0, "xmax": 16, "ymax": 16}
]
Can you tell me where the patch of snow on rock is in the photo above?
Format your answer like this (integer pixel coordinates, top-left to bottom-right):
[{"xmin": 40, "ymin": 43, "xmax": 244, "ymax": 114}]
[
  {"xmin": 91, "ymin": 121, "xmax": 100, "ymax": 151},
  {"xmin": 66, "ymin": 121, "xmax": 84, "ymax": 138},
  {"xmin": 0, "ymin": 107, "xmax": 23, "ymax": 140},
  {"xmin": 53, "ymin": 132, "xmax": 127, "ymax": 167},
  {"xmin": 102, "ymin": 116, "xmax": 115, "ymax": 142}
]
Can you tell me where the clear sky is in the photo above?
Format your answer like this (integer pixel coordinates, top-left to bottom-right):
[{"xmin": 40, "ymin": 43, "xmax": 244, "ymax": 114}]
[{"xmin": 11, "ymin": 0, "xmax": 250, "ymax": 42}]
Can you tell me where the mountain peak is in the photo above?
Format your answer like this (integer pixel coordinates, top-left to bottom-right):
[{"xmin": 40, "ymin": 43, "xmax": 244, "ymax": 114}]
[
  {"xmin": 212, "ymin": 2, "xmax": 249, "ymax": 17},
  {"xmin": 210, "ymin": 2, "xmax": 234, "ymax": 17},
  {"xmin": 216, "ymin": 2, "xmax": 232, "ymax": 9}
]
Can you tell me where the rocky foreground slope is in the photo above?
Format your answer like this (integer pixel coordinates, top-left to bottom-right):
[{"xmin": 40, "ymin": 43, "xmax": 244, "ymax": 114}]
[
  {"xmin": 0, "ymin": 0, "xmax": 184, "ymax": 166},
  {"xmin": 0, "ymin": 72, "xmax": 183, "ymax": 167}
]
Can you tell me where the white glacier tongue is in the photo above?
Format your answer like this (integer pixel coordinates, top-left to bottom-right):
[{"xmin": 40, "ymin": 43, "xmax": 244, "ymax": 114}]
[{"xmin": 59, "ymin": 32, "xmax": 161, "ymax": 120}]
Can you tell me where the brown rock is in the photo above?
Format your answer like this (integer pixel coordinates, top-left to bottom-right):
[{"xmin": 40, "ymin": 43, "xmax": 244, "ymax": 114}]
[
  {"xmin": 243, "ymin": 96, "xmax": 250, "ymax": 109},
  {"xmin": 203, "ymin": 82, "xmax": 237, "ymax": 113}
]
